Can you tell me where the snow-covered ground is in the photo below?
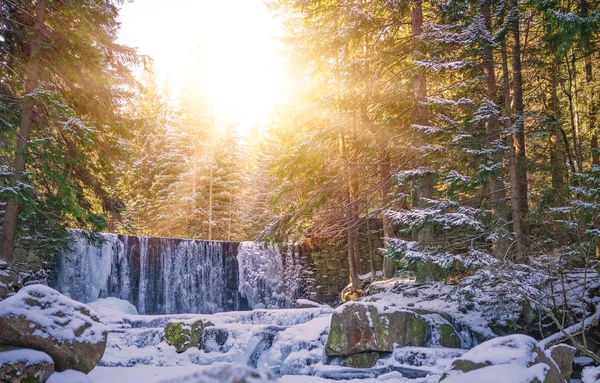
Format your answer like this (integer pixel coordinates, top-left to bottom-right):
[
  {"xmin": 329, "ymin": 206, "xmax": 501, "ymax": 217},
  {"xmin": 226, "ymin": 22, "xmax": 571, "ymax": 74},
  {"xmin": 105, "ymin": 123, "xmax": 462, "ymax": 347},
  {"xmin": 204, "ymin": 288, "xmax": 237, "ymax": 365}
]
[{"xmin": 75, "ymin": 275, "xmax": 600, "ymax": 383}]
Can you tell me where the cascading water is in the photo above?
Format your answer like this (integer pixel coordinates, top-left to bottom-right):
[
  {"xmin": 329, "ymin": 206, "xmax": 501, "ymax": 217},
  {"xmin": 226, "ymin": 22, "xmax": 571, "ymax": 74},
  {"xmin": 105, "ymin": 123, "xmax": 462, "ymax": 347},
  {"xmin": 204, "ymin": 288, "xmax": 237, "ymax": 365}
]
[
  {"xmin": 237, "ymin": 242, "xmax": 302, "ymax": 309},
  {"xmin": 51, "ymin": 231, "xmax": 305, "ymax": 315}
]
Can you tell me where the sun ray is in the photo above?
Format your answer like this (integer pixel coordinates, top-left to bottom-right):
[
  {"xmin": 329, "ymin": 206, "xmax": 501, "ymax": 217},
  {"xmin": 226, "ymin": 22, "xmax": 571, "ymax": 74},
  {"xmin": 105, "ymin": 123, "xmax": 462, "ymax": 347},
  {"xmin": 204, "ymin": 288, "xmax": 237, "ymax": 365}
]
[{"xmin": 118, "ymin": 0, "xmax": 288, "ymax": 136}]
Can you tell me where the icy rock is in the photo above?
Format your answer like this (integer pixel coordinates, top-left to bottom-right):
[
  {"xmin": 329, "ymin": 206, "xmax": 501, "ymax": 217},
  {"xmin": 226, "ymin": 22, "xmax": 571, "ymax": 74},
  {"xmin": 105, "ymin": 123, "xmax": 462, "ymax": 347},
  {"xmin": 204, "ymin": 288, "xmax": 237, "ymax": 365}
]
[
  {"xmin": 203, "ymin": 327, "xmax": 230, "ymax": 353},
  {"xmin": 121, "ymin": 328, "xmax": 164, "ymax": 348},
  {"xmin": 547, "ymin": 344, "xmax": 576, "ymax": 381},
  {"xmin": 260, "ymin": 315, "xmax": 330, "ymax": 375},
  {"xmin": 160, "ymin": 362, "xmax": 277, "ymax": 383},
  {"xmin": 0, "ymin": 285, "xmax": 107, "ymax": 373},
  {"xmin": 294, "ymin": 299, "xmax": 328, "ymax": 309},
  {"xmin": 420, "ymin": 312, "xmax": 462, "ymax": 349},
  {"xmin": 164, "ymin": 318, "xmax": 214, "ymax": 353},
  {"xmin": 439, "ymin": 334, "xmax": 565, "ymax": 383},
  {"xmin": 248, "ymin": 328, "xmax": 283, "ymax": 368},
  {"xmin": 393, "ymin": 346, "xmax": 465, "ymax": 371},
  {"xmin": 325, "ymin": 301, "xmax": 430, "ymax": 357},
  {"xmin": 0, "ymin": 348, "xmax": 54, "ymax": 383}
]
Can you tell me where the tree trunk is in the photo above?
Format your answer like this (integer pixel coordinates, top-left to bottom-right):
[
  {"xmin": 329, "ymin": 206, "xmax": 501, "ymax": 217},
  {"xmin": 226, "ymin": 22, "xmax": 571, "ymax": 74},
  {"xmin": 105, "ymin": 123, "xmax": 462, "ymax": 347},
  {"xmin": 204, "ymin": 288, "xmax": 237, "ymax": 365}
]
[
  {"xmin": 550, "ymin": 58, "xmax": 566, "ymax": 194},
  {"xmin": 581, "ymin": 0, "xmax": 599, "ymax": 258},
  {"xmin": 0, "ymin": 0, "xmax": 46, "ymax": 265},
  {"xmin": 366, "ymin": 217, "xmax": 376, "ymax": 281},
  {"xmin": 480, "ymin": 0, "xmax": 509, "ymax": 256},
  {"xmin": 510, "ymin": 0, "xmax": 529, "ymax": 216},
  {"xmin": 208, "ymin": 165, "xmax": 213, "ymax": 240},
  {"xmin": 340, "ymin": 133, "xmax": 360, "ymax": 287},
  {"xmin": 380, "ymin": 148, "xmax": 397, "ymax": 278},
  {"xmin": 501, "ymin": 25, "xmax": 527, "ymax": 263},
  {"xmin": 566, "ymin": 53, "xmax": 584, "ymax": 174},
  {"xmin": 412, "ymin": 0, "xmax": 433, "ymax": 245}
]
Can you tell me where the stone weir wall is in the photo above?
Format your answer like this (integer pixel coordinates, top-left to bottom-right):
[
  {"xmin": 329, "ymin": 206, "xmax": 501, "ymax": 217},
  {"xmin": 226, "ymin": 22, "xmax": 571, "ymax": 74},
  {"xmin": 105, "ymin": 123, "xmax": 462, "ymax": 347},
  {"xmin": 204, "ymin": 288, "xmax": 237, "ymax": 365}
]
[
  {"xmin": 49, "ymin": 231, "xmax": 312, "ymax": 315},
  {"xmin": 301, "ymin": 219, "xmax": 386, "ymax": 305}
]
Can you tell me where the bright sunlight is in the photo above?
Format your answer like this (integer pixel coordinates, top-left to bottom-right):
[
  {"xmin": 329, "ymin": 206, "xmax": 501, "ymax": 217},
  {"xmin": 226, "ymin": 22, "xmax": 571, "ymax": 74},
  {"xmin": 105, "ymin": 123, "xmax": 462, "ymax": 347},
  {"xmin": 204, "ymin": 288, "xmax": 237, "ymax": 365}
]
[{"xmin": 118, "ymin": 0, "xmax": 288, "ymax": 135}]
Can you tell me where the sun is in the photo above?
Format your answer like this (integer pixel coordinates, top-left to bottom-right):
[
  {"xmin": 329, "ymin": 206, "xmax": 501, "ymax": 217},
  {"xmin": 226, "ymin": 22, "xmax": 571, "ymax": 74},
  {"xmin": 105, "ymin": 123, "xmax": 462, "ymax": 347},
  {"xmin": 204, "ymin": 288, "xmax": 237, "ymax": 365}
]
[{"xmin": 118, "ymin": 0, "xmax": 288, "ymax": 136}]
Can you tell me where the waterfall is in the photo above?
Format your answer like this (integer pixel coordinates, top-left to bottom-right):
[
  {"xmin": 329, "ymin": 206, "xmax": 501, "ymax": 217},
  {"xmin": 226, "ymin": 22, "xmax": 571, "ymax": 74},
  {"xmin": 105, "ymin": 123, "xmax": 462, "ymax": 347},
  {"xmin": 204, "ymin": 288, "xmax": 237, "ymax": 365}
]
[
  {"xmin": 237, "ymin": 242, "xmax": 303, "ymax": 309},
  {"xmin": 50, "ymin": 231, "xmax": 305, "ymax": 315}
]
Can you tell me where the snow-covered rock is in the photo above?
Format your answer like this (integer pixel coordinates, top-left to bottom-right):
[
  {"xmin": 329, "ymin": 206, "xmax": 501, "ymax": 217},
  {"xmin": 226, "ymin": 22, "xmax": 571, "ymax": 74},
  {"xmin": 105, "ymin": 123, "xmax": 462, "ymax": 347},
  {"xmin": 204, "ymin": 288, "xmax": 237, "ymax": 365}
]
[
  {"xmin": 0, "ymin": 267, "xmax": 20, "ymax": 300},
  {"xmin": 439, "ymin": 335, "xmax": 565, "ymax": 383},
  {"xmin": 325, "ymin": 301, "xmax": 430, "ymax": 358},
  {"xmin": 0, "ymin": 285, "xmax": 107, "ymax": 373},
  {"xmin": 0, "ymin": 348, "xmax": 54, "ymax": 382}
]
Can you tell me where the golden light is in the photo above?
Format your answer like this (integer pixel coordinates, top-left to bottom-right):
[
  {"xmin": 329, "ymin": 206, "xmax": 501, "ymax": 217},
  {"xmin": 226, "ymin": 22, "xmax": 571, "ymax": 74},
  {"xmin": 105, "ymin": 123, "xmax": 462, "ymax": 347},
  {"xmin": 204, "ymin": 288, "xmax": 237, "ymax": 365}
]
[{"xmin": 118, "ymin": 0, "xmax": 288, "ymax": 136}]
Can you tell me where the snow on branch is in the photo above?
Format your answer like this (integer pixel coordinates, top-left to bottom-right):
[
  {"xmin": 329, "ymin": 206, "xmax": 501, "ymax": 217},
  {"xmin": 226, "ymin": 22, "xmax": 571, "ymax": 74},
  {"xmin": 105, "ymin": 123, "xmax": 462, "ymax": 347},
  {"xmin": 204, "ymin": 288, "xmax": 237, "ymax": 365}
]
[
  {"xmin": 386, "ymin": 238, "xmax": 499, "ymax": 270},
  {"xmin": 395, "ymin": 167, "xmax": 436, "ymax": 181}
]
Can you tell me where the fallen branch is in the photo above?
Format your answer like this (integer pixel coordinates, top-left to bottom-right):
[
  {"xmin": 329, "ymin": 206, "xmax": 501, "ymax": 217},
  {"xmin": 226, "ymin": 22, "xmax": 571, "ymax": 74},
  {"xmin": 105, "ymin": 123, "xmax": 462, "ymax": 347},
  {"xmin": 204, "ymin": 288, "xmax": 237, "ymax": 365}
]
[{"xmin": 512, "ymin": 284, "xmax": 600, "ymax": 365}]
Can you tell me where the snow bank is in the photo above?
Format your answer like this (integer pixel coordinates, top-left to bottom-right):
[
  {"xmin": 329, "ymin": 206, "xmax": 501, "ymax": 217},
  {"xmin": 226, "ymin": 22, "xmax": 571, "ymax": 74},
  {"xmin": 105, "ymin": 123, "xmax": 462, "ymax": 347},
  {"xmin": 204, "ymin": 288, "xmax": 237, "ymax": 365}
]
[
  {"xmin": 160, "ymin": 362, "xmax": 276, "ymax": 383},
  {"xmin": 88, "ymin": 297, "xmax": 139, "ymax": 317},
  {"xmin": 47, "ymin": 369, "xmax": 92, "ymax": 383},
  {"xmin": 582, "ymin": 366, "xmax": 600, "ymax": 383},
  {"xmin": 442, "ymin": 363, "xmax": 549, "ymax": 383}
]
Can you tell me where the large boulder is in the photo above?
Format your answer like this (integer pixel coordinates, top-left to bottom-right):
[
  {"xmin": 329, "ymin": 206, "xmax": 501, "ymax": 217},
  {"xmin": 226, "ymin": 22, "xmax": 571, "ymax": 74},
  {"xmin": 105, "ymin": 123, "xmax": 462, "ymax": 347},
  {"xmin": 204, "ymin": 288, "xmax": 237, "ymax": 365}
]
[
  {"xmin": 0, "ymin": 348, "xmax": 54, "ymax": 383},
  {"xmin": 547, "ymin": 344, "xmax": 576, "ymax": 381},
  {"xmin": 325, "ymin": 301, "xmax": 430, "ymax": 357},
  {"xmin": 164, "ymin": 318, "xmax": 214, "ymax": 353},
  {"xmin": 0, "ymin": 285, "xmax": 107, "ymax": 373},
  {"xmin": 439, "ymin": 334, "xmax": 565, "ymax": 383}
]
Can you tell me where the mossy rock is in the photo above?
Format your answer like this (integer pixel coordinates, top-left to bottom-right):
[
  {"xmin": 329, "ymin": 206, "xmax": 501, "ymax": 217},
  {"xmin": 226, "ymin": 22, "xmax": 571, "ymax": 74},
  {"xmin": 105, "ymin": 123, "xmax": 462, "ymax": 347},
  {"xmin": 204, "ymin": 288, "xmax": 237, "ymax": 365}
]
[
  {"xmin": 438, "ymin": 323, "xmax": 462, "ymax": 349},
  {"xmin": 0, "ymin": 349, "xmax": 54, "ymax": 383},
  {"xmin": 325, "ymin": 302, "xmax": 430, "ymax": 356},
  {"xmin": 164, "ymin": 319, "xmax": 214, "ymax": 353},
  {"xmin": 340, "ymin": 352, "xmax": 385, "ymax": 368}
]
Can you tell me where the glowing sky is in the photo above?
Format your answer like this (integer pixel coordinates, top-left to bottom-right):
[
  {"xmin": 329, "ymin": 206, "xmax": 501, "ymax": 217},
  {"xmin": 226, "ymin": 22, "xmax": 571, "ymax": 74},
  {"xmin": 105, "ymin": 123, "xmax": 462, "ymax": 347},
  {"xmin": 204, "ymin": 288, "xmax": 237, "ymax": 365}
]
[{"xmin": 118, "ymin": 0, "xmax": 288, "ymax": 133}]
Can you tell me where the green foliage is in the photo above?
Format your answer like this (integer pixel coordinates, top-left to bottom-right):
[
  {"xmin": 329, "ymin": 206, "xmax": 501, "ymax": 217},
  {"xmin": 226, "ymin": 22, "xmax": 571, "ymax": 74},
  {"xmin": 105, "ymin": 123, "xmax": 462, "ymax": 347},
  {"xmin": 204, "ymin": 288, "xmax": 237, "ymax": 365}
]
[{"xmin": 0, "ymin": 0, "xmax": 137, "ymax": 261}]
